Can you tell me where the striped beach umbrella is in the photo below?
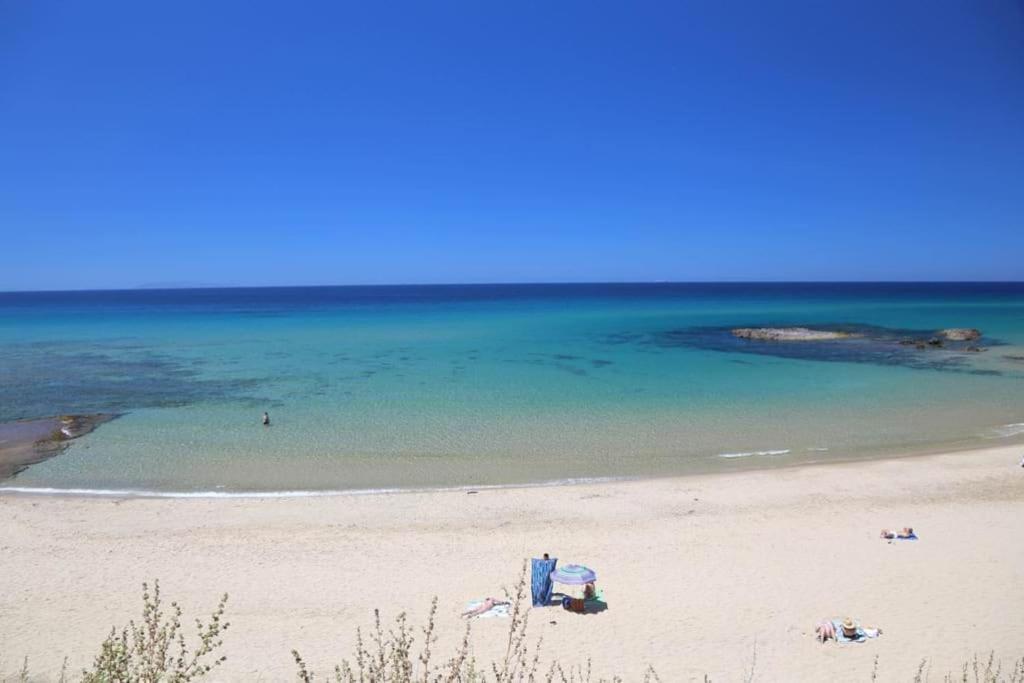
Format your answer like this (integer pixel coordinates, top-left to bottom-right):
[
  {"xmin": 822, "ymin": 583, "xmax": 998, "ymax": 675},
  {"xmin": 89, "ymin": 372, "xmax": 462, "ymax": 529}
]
[{"xmin": 550, "ymin": 564, "xmax": 596, "ymax": 585}]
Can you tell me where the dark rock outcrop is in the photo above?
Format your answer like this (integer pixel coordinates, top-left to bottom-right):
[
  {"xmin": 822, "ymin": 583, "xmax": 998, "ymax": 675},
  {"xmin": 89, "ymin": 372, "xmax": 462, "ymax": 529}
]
[{"xmin": 0, "ymin": 413, "xmax": 119, "ymax": 481}]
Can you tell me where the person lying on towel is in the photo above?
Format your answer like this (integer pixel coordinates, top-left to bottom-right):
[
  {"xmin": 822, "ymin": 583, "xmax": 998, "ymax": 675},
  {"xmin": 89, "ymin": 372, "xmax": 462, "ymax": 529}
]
[
  {"xmin": 880, "ymin": 527, "xmax": 917, "ymax": 540},
  {"xmin": 816, "ymin": 617, "xmax": 882, "ymax": 643},
  {"xmin": 462, "ymin": 597, "xmax": 509, "ymax": 618}
]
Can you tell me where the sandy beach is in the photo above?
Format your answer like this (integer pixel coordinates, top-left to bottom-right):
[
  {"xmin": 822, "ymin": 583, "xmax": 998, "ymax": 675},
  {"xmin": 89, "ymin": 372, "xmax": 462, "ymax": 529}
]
[{"xmin": 1, "ymin": 445, "xmax": 1022, "ymax": 681}]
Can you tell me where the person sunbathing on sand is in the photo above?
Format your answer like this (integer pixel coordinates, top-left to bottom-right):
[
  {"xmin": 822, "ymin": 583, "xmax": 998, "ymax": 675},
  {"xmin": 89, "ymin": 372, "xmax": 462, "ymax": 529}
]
[
  {"xmin": 816, "ymin": 617, "xmax": 881, "ymax": 643},
  {"xmin": 815, "ymin": 619, "xmax": 837, "ymax": 642},
  {"xmin": 880, "ymin": 527, "xmax": 915, "ymax": 539},
  {"xmin": 462, "ymin": 597, "xmax": 509, "ymax": 618}
]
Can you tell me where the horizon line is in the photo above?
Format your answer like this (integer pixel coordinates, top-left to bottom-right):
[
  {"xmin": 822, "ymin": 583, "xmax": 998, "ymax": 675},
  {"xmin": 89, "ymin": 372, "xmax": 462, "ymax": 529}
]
[{"xmin": 2, "ymin": 279, "xmax": 1023, "ymax": 295}]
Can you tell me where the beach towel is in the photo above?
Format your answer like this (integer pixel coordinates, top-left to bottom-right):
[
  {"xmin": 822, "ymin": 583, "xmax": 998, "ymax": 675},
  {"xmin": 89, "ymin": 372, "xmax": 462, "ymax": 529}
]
[
  {"xmin": 464, "ymin": 600, "xmax": 509, "ymax": 619},
  {"xmin": 531, "ymin": 557, "xmax": 558, "ymax": 607}
]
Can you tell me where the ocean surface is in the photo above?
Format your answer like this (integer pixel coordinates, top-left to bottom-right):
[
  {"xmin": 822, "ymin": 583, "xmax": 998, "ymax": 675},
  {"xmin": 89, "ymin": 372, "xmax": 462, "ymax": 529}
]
[{"xmin": 1, "ymin": 283, "xmax": 1023, "ymax": 495}]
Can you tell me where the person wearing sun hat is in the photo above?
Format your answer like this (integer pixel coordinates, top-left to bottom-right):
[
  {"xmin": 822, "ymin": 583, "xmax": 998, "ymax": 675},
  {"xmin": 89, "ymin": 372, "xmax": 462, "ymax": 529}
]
[
  {"xmin": 839, "ymin": 618, "xmax": 864, "ymax": 641},
  {"xmin": 815, "ymin": 617, "xmax": 882, "ymax": 643}
]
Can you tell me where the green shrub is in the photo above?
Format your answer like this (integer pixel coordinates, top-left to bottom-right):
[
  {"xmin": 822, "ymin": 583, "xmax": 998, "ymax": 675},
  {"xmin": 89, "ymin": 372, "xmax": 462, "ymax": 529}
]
[{"xmin": 80, "ymin": 581, "xmax": 228, "ymax": 683}]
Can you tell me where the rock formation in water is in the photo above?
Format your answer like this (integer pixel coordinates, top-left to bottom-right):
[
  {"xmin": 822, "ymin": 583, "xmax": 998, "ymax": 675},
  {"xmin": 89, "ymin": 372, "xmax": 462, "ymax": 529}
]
[
  {"xmin": 731, "ymin": 327, "xmax": 856, "ymax": 342},
  {"xmin": 730, "ymin": 325, "xmax": 989, "ymax": 357},
  {"xmin": 55, "ymin": 414, "xmax": 117, "ymax": 440},
  {"xmin": 939, "ymin": 328, "xmax": 982, "ymax": 341},
  {"xmin": 0, "ymin": 413, "xmax": 119, "ymax": 481}
]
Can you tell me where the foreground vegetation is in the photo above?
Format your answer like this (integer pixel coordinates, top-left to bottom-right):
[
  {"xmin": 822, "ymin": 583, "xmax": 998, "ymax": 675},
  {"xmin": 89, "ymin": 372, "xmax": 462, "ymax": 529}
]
[
  {"xmin": 2, "ymin": 571, "xmax": 1022, "ymax": 682},
  {"xmin": 290, "ymin": 566, "xmax": 660, "ymax": 683}
]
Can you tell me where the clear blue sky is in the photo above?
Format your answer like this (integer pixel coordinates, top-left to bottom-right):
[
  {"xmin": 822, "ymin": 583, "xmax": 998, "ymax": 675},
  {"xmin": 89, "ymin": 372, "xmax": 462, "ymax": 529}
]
[{"xmin": 1, "ymin": 2, "xmax": 1022, "ymax": 290}]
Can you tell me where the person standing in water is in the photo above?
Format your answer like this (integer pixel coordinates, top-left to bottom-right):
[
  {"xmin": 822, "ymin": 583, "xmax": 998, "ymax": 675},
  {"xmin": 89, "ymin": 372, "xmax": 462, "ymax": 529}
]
[{"xmin": 262, "ymin": 412, "xmax": 270, "ymax": 426}]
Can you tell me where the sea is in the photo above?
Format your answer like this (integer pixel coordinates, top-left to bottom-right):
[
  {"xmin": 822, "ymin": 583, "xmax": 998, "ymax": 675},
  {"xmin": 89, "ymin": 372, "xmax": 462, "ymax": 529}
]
[{"xmin": 1, "ymin": 283, "xmax": 1022, "ymax": 496}]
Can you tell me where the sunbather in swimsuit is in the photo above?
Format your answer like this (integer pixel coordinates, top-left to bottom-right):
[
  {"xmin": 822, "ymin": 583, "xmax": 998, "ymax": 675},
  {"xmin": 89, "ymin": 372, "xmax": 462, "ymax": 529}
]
[
  {"xmin": 462, "ymin": 597, "xmax": 509, "ymax": 618},
  {"xmin": 816, "ymin": 618, "xmax": 881, "ymax": 643},
  {"xmin": 880, "ymin": 527, "xmax": 915, "ymax": 539}
]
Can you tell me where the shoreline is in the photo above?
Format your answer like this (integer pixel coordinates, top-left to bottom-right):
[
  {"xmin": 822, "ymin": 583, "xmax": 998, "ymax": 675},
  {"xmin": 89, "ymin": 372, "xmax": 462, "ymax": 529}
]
[
  {"xmin": 2, "ymin": 443, "xmax": 1022, "ymax": 680},
  {"xmin": 2, "ymin": 427, "xmax": 1022, "ymax": 499}
]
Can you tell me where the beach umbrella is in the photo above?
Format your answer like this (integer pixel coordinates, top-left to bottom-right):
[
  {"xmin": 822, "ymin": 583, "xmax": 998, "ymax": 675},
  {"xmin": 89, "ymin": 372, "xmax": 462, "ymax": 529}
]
[{"xmin": 550, "ymin": 564, "xmax": 596, "ymax": 585}]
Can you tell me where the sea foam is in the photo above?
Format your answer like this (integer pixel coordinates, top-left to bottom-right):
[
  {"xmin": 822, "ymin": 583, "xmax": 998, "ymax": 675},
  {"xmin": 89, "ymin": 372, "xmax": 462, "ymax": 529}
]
[
  {"xmin": 984, "ymin": 423, "xmax": 1024, "ymax": 439},
  {"xmin": 717, "ymin": 449, "xmax": 791, "ymax": 459}
]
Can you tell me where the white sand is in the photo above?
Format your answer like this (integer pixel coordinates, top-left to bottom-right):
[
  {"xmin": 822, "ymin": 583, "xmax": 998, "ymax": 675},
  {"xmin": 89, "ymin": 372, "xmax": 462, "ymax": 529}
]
[{"xmin": 1, "ymin": 446, "xmax": 1023, "ymax": 681}]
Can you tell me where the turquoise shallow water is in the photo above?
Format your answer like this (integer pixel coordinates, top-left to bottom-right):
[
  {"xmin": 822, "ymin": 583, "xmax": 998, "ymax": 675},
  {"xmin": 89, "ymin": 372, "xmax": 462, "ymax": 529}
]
[{"xmin": 1, "ymin": 284, "xmax": 1022, "ymax": 493}]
